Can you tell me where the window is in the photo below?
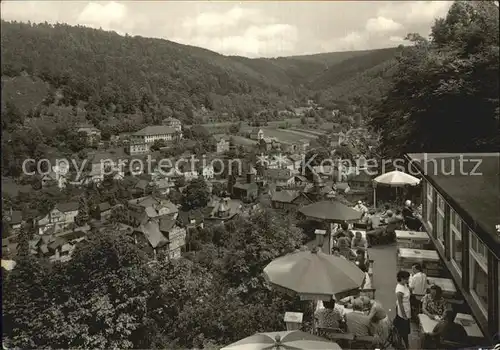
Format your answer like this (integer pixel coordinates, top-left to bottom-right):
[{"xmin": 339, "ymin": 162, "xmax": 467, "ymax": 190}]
[
  {"xmin": 469, "ymin": 232, "xmax": 488, "ymax": 315},
  {"xmin": 426, "ymin": 182, "xmax": 434, "ymax": 232},
  {"xmin": 450, "ymin": 210, "xmax": 463, "ymax": 274},
  {"xmin": 436, "ymin": 195, "xmax": 445, "ymax": 247}
]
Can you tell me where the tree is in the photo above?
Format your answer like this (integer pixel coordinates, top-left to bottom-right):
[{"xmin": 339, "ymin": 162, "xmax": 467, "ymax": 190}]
[
  {"xmin": 316, "ymin": 134, "xmax": 330, "ymax": 149},
  {"xmin": 334, "ymin": 144, "xmax": 353, "ymax": 161},
  {"xmin": 150, "ymin": 139, "xmax": 168, "ymax": 151},
  {"xmin": 74, "ymin": 195, "xmax": 90, "ymax": 226},
  {"xmin": 3, "ymin": 253, "xmax": 52, "ymax": 349},
  {"xmin": 182, "ymin": 178, "xmax": 210, "ymax": 210},
  {"xmin": 212, "ymin": 182, "xmax": 226, "ymax": 197},
  {"xmin": 369, "ymin": 1, "xmax": 499, "ymax": 157},
  {"xmin": 3, "ymin": 230, "xmax": 157, "ymax": 349},
  {"xmin": 228, "ymin": 122, "xmax": 240, "ymax": 134},
  {"xmin": 110, "ymin": 205, "xmax": 129, "ymax": 224}
]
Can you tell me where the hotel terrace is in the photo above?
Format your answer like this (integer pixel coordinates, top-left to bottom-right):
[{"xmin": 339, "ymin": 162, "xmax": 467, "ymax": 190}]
[{"xmin": 406, "ymin": 153, "xmax": 500, "ymax": 341}]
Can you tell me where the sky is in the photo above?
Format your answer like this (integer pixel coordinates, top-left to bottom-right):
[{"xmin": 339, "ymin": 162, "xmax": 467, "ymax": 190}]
[{"xmin": 0, "ymin": 1, "xmax": 453, "ymax": 58}]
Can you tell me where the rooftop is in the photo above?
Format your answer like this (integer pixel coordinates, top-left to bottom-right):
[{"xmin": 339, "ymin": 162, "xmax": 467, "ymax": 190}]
[
  {"xmin": 264, "ymin": 168, "xmax": 293, "ymax": 181},
  {"xmin": 271, "ymin": 190, "xmax": 300, "ymax": 203},
  {"xmin": 407, "ymin": 153, "xmax": 500, "ymax": 251},
  {"xmin": 133, "ymin": 125, "xmax": 177, "ymax": 136},
  {"xmin": 55, "ymin": 202, "xmax": 79, "ymax": 213}
]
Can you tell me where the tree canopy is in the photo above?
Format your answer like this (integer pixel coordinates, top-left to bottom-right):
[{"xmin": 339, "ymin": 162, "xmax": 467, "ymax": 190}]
[
  {"xmin": 3, "ymin": 210, "xmax": 306, "ymax": 349},
  {"xmin": 369, "ymin": 1, "xmax": 499, "ymax": 157}
]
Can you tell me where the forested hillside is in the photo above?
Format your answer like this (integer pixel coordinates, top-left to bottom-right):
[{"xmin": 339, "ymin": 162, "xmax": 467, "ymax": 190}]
[
  {"xmin": 1, "ymin": 20, "xmax": 400, "ymax": 123},
  {"xmin": 1, "ymin": 19, "xmax": 403, "ymax": 177},
  {"xmin": 1, "ymin": 21, "xmax": 302, "ymax": 121}
]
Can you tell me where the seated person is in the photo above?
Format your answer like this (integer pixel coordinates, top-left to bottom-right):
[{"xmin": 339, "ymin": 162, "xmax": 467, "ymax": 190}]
[
  {"xmin": 338, "ymin": 237, "xmax": 356, "ymax": 260},
  {"xmin": 360, "ymin": 265, "xmax": 372, "ymax": 289},
  {"xmin": 402, "ymin": 200, "xmax": 415, "ymax": 219},
  {"xmin": 365, "ymin": 209, "xmax": 384, "ymax": 245},
  {"xmin": 345, "ymin": 299, "xmax": 373, "ymax": 337},
  {"xmin": 403, "ymin": 200, "xmax": 422, "ymax": 230},
  {"xmin": 354, "ymin": 200, "xmax": 369, "ymax": 214},
  {"xmin": 351, "ymin": 231, "xmax": 368, "ymax": 250},
  {"xmin": 336, "ymin": 222, "xmax": 354, "ymax": 241},
  {"xmin": 331, "ymin": 246, "xmax": 346, "ymax": 259},
  {"xmin": 380, "ymin": 204, "xmax": 391, "ymax": 222},
  {"xmin": 430, "ymin": 310, "xmax": 468, "ymax": 348},
  {"xmin": 422, "ymin": 285, "xmax": 447, "ymax": 320},
  {"xmin": 368, "ymin": 300, "xmax": 390, "ymax": 345},
  {"xmin": 315, "ymin": 299, "xmax": 345, "ymax": 330},
  {"xmin": 395, "ymin": 209, "xmax": 404, "ymax": 223},
  {"xmin": 355, "ymin": 249, "xmax": 369, "ymax": 271},
  {"xmin": 360, "ymin": 211, "xmax": 372, "ymax": 225},
  {"xmin": 336, "ymin": 224, "xmax": 355, "ymax": 260},
  {"xmin": 383, "ymin": 211, "xmax": 400, "ymax": 241}
]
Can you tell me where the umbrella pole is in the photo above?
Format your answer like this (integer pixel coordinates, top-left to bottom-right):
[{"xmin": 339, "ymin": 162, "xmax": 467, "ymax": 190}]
[
  {"xmin": 311, "ymin": 300, "xmax": 316, "ymax": 334},
  {"xmin": 327, "ymin": 223, "xmax": 332, "ymax": 255}
]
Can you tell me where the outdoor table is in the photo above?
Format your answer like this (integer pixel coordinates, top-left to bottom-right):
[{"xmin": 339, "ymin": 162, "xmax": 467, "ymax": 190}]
[
  {"xmin": 397, "ymin": 248, "xmax": 444, "ymax": 277},
  {"xmin": 395, "ymin": 230, "xmax": 429, "ymax": 249},
  {"xmin": 454, "ymin": 313, "xmax": 484, "ymax": 339},
  {"xmin": 427, "ymin": 277, "xmax": 457, "ymax": 297},
  {"xmin": 418, "ymin": 313, "xmax": 484, "ymax": 339},
  {"xmin": 398, "ymin": 248, "xmax": 439, "ymax": 261}
]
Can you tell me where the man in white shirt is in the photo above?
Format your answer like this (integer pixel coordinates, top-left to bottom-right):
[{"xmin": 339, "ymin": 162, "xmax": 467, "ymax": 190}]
[
  {"xmin": 409, "ymin": 263, "xmax": 428, "ymax": 295},
  {"xmin": 354, "ymin": 201, "xmax": 368, "ymax": 214},
  {"xmin": 409, "ymin": 263, "xmax": 428, "ymax": 316}
]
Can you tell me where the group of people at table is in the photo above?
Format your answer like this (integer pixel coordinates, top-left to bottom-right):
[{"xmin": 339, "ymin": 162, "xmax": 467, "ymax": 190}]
[
  {"xmin": 315, "ymin": 264, "xmax": 470, "ymax": 349},
  {"xmin": 316, "ymin": 200, "xmax": 473, "ymax": 349},
  {"xmin": 394, "ymin": 265, "xmax": 470, "ymax": 349},
  {"xmin": 352, "ymin": 200, "xmax": 423, "ymax": 246}
]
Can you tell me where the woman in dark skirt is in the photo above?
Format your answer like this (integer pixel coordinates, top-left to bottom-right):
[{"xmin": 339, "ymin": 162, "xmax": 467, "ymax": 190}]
[{"xmin": 394, "ymin": 270, "xmax": 411, "ymax": 348}]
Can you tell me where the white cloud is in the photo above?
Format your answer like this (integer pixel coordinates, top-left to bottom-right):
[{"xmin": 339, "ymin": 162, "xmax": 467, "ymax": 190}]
[
  {"xmin": 182, "ymin": 6, "xmax": 262, "ymax": 34},
  {"xmin": 1, "ymin": 1, "xmax": 66, "ymax": 23},
  {"xmin": 77, "ymin": 1, "xmax": 128, "ymax": 33},
  {"xmin": 378, "ymin": 1, "xmax": 452, "ymax": 24},
  {"xmin": 173, "ymin": 7, "xmax": 297, "ymax": 57},
  {"xmin": 365, "ymin": 16, "xmax": 403, "ymax": 33},
  {"xmin": 174, "ymin": 23, "xmax": 298, "ymax": 57},
  {"xmin": 321, "ymin": 31, "xmax": 369, "ymax": 52},
  {"xmin": 389, "ymin": 36, "xmax": 405, "ymax": 44}
]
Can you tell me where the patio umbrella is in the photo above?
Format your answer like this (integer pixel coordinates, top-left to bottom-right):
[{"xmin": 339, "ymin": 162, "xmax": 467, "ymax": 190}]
[
  {"xmin": 263, "ymin": 249, "xmax": 364, "ymax": 301},
  {"xmin": 299, "ymin": 200, "xmax": 363, "ymax": 223},
  {"xmin": 299, "ymin": 201, "xmax": 363, "ymax": 253},
  {"xmin": 221, "ymin": 330, "xmax": 342, "ymax": 350},
  {"xmin": 372, "ymin": 170, "xmax": 420, "ymax": 205}
]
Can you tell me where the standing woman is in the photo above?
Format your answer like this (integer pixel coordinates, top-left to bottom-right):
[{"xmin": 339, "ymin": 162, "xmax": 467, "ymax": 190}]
[{"xmin": 394, "ymin": 270, "xmax": 411, "ymax": 349}]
